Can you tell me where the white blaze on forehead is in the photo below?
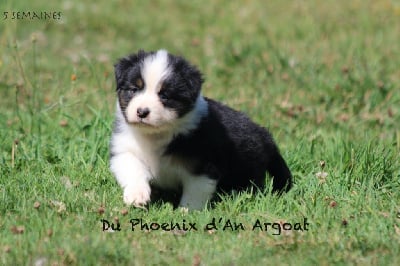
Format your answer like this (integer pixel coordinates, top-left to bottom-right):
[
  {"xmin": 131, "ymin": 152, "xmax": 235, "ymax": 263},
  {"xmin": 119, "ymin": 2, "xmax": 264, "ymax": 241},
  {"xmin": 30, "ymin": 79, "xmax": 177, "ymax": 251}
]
[
  {"xmin": 141, "ymin": 50, "xmax": 170, "ymax": 92},
  {"xmin": 124, "ymin": 50, "xmax": 178, "ymax": 129}
]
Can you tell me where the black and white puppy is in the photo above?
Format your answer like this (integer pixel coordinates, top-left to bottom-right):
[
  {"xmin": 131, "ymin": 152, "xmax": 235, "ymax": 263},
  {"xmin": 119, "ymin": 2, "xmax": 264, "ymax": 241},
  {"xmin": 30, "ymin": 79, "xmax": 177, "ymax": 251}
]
[{"xmin": 110, "ymin": 50, "xmax": 292, "ymax": 210}]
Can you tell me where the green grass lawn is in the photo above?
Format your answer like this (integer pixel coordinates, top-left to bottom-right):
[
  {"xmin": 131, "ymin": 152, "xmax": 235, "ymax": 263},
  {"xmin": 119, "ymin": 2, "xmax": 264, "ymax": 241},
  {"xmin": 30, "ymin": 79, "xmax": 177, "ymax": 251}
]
[{"xmin": 1, "ymin": 0, "xmax": 400, "ymax": 265}]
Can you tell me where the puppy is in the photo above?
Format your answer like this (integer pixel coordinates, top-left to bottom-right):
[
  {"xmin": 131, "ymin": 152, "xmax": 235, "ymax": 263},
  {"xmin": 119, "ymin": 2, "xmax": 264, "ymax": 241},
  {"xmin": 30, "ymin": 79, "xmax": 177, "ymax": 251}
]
[{"xmin": 110, "ymin": 50, "xmax": 292, "ymax": 210}]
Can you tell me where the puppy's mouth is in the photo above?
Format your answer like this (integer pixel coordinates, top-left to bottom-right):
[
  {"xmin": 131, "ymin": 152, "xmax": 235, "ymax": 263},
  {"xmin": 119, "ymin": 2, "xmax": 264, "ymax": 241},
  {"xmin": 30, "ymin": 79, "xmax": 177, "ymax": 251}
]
[
  {"xmin": 129, "ymin": 118, "xmax": 177, "ymax": 134},
  {"xmin": 130, "ymin": 119, "xmax": 155, "ymax": 127}
]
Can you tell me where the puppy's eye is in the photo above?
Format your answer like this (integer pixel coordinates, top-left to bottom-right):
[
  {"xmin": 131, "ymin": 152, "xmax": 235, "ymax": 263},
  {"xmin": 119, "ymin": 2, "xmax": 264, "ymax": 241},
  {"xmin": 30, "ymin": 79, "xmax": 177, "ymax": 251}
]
[
  {"xmin": 128, "ymin": 85, "xmax": 140, "ymax": 93},
  {"xmin": 159, "ymin": 90, "xmax": 169, "ymax": 100}
]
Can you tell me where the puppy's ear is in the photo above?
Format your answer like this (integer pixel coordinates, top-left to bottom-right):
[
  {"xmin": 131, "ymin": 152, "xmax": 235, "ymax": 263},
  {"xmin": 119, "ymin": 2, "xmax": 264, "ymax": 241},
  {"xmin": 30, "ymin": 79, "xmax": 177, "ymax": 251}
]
[
  {"xmin": 114, "ymin": 58, "xmax": 133, "ymax": 90},
  {"xmin": 186, "ymin": 66, "xmax": 204, "ymax": 93},
  {"xmin": 183, "ymin": 63, "xmax": 204, "ymax": 102},
  {"xmin": 114, "ymin": 50, "xmax": 147, "ymax": 90},
  {"xmin": 171, "ymin": 55, "xmax": 204, "ymax": 95}
]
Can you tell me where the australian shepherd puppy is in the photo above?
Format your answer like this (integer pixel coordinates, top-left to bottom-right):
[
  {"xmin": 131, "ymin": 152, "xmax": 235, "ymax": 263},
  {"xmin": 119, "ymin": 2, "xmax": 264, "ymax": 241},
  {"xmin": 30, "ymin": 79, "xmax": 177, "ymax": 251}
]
[{"xmin": 110, "ymin": 50, "xmax": 292, "ymax": 210}]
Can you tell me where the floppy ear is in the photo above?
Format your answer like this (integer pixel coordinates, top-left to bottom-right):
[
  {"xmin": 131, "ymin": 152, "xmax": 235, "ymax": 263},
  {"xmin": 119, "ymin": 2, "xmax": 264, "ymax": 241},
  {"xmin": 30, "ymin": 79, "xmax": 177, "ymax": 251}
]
[
  {"xmin": 182, "ymin": 61, "xmax": 204, "ymax": 100},
  {"xmin": 171, "ymin": 55, "xmax": 204, "ymax": 96},
  {"xmin": 114, "ymin": 50, "xmax": 147, "ymax": 90},
  {"xmin": 186, "ymin": 65, "xmax": 204, "ymax": 93},
  {"xmin": 114, "ymin": 58, "xmax": 133, "ymax": 90}
]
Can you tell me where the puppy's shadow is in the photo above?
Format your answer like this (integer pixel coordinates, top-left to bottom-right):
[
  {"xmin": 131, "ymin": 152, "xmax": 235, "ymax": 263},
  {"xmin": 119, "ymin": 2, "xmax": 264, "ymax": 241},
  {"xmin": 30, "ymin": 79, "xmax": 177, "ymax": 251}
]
[
  {"xmin": 149, "ymin": 186, "xmax": 247, "ymax": 210},
  {"xmin": 150, "ymin": 186, "xmax": 182, "ymax": 209}
]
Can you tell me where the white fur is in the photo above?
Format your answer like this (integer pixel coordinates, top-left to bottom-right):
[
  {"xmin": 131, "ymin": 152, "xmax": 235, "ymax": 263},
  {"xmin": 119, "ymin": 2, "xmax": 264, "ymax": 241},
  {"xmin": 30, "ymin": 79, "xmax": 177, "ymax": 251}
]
[
  {"xmin": 110, "ymin": 96, "xmax": 213, "ymax": 209},
  {"xmin": 179, "ymin": 175, "xmax": 217, "ymax": 210},
  {"xmin": 111, "ymin": 50, "xmax": 215, "ymax": 209},
  {"xmin": 125, "ymin": 50, "xmax": 176, "ymax": 129},
  {"xmin": 142, "ymin": 50, "xmax": 170, "ymax": 92}
]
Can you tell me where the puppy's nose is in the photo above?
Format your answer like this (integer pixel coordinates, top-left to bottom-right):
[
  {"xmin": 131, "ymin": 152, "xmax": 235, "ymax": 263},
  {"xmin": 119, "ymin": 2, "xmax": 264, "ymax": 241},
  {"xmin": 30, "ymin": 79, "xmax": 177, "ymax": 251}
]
[{"xmin": 137, "ymin": 107, "xmax": 150, "ymax": 118}]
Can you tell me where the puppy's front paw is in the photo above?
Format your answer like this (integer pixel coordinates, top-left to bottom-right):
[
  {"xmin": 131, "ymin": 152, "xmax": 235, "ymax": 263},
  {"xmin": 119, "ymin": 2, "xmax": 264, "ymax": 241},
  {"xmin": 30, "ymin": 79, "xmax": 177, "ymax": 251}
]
[{"xmin": 123, "ymin": 183, "xmax": 151, "ymax": 208}]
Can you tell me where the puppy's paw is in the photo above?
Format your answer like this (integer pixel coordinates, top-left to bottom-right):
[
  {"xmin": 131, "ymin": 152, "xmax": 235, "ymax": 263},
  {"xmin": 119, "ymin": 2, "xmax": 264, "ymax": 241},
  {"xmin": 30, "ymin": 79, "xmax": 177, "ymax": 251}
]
[{"xmin": 123, "ymin": 183, "xmax": 151, "ymax": 208}]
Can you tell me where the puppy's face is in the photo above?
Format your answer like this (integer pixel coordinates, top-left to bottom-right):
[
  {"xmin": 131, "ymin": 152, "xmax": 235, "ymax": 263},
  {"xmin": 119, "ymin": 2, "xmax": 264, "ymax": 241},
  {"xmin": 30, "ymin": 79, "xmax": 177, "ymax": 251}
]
[{"xmin": 114, "ymin": 50, "xmax": 203, "ymax": 133}]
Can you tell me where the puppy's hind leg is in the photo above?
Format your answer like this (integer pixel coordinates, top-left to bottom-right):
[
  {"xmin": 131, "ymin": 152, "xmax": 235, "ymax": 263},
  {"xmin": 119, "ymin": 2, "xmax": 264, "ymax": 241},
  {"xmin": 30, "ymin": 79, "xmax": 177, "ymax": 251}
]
[
  {"xmin": 267, "ymin": 151, "xmax": 292, "ymax": 193},
  {"xmin": 179, "ymin": 175, "xmax": 217, "ymax": 210}
]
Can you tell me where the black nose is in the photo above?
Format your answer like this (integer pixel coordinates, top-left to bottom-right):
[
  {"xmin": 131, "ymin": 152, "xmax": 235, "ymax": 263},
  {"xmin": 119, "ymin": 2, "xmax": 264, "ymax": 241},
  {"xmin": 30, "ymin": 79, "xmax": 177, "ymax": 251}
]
[{"xmin": 137, "ymin": 107, "xmax": 150, "ymax": 118}]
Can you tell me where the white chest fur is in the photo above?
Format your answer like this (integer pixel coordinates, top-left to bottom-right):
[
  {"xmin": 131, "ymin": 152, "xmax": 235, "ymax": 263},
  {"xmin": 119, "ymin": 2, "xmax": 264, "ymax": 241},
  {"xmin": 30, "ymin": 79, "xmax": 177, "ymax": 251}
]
[
  {"xmin": 111, "ymin": 98, "xmax": 216, "ymax": 209},
  {"xmin": 152, "ymin": 155, "xmax": 193, "ymax": 190}
]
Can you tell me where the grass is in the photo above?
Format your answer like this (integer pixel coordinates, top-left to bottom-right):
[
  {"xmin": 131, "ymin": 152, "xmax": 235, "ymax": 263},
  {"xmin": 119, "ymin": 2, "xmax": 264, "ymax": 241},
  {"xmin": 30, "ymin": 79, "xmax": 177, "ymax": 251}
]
[{"xmin": 1, "ymin": 0, "xmax": 400, "ymax": 265}]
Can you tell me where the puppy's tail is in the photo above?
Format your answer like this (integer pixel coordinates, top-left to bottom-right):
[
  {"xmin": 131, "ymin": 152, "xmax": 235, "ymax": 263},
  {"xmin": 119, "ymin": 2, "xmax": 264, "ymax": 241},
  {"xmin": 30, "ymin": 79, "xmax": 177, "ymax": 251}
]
[{"xmin": 267, "ymin": 151, "xmax": 292, "ymax": 193}]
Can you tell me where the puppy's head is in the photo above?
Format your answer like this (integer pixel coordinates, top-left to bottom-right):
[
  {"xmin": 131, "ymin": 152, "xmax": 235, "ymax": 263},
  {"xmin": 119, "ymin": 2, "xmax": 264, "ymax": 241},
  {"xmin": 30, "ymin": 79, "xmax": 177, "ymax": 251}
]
[{"xmin": 114, "ymin": 50, "xmax": 203, "ymax": 133}]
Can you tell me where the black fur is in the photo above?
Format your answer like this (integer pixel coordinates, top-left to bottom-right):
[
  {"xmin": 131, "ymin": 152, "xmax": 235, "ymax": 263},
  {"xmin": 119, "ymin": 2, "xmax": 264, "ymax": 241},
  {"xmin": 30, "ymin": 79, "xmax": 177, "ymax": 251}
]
[
  {"xmin": 114, "ymin": 51, "xmax": 154, "ymax": 121},
  {"xmin": 114, "ymin": 50, "xmax": 155, "ymax": 89},
  {"xmin": 112, "ymin": 50, "xmax": 292, "ymax": 206},
  {"xmin": 114, "ymin": 50, "xmax": 204, "ymax": 119},
  {"xmin": 160, "ymin": 54, "xmax": 203, "ymax": 117},
  {"xmin": 165, "ymin": 98, "xmax": 292, "ymax": 193}
]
